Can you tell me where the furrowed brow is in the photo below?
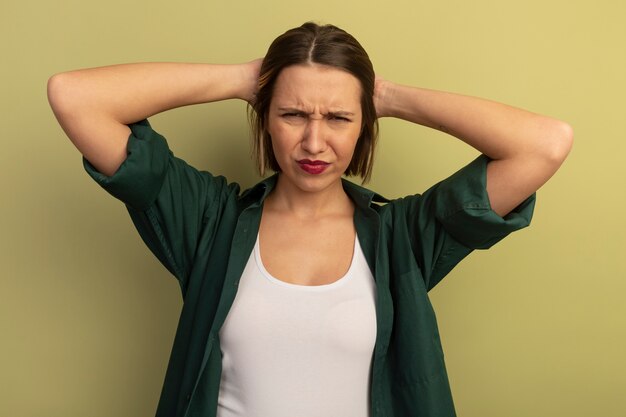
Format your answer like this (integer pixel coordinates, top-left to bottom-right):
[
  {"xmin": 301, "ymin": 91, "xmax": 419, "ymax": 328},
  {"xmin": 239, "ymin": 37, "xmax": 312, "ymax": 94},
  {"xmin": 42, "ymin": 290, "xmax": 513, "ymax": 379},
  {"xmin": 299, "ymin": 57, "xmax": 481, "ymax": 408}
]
[
  {"xmin": 277, "ymin": 107, "xmax": 308, "ymax": 113},
  {"xmin": 277, "ymin": 107, "xmax": 355, "ymax": 117},
  {"xmin": 327, "ymin": 111, "xmax": 355, "ymax": 117}
]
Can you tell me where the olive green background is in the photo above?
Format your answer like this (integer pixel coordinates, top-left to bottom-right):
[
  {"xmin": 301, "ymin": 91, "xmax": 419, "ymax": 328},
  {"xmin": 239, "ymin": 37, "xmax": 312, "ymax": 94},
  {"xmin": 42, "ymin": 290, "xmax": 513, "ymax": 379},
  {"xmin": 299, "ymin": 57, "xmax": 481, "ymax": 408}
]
[{"xmin": 2, "ymin": 0, "xmax": 624, "ymax": 416}]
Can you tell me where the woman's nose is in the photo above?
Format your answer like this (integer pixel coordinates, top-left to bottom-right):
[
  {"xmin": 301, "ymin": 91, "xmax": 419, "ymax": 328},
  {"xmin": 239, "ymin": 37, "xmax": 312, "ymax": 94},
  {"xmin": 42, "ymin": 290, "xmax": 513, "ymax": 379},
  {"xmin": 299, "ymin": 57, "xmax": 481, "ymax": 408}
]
[{"xmin": 301, "ymin": 119, "xmax": 326, "ymax": 154}]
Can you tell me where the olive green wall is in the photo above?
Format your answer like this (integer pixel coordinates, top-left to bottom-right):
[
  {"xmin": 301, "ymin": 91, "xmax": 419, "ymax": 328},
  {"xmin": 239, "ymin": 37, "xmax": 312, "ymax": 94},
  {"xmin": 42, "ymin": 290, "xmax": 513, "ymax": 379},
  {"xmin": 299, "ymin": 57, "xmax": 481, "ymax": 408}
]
[{"xmin": 2, "ymin": 0, "xmax": 624, "ymax": 416}]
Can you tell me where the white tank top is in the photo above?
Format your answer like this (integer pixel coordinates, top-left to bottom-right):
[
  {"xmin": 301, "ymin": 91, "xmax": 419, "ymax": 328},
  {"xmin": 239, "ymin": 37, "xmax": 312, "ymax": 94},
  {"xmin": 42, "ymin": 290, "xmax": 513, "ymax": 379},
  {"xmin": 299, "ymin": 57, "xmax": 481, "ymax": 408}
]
[{"xmin": 217, "ymin": 234, "xmax": 377, "ymax": 417}]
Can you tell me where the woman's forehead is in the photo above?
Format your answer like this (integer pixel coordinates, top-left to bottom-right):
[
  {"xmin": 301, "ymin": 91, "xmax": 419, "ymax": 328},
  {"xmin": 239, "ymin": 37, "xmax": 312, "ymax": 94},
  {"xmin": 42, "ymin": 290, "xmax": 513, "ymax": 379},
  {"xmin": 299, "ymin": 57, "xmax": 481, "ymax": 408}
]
[{"xmin": 271, "ymin": 64, "xmax": 362, "ymax": 111}]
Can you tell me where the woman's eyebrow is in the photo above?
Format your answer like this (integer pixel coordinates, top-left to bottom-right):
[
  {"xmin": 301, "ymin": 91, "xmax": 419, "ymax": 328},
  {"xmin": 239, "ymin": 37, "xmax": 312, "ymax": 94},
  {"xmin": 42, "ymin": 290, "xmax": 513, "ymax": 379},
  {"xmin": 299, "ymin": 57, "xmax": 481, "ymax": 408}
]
[
  {"xmin": 277, "ymin": 107, "xmax": 355, "ymax": 116},
  {"xmin": 327, "ymin": 111, "xmax": 355, "ymax": 117},
  {"xmin": 277, "ymin": 107, "xmax": 308, "ymax": 113}
]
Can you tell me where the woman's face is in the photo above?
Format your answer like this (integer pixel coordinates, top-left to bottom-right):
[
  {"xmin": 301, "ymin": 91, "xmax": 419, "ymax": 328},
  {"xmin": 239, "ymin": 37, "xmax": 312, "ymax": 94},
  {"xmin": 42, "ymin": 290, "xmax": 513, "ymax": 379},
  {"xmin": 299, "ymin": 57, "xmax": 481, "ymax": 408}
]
[{"xmin": 267, "ymin": 64, "xmax": 363, "ymax": 194}]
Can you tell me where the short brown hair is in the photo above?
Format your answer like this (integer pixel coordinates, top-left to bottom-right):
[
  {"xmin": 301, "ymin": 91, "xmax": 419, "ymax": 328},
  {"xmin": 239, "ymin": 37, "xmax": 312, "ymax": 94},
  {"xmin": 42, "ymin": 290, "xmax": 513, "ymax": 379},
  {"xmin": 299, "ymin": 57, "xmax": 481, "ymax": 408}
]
[{"xmin": 249, "ymin": 22, "xmax": 378, "ymax": 182}]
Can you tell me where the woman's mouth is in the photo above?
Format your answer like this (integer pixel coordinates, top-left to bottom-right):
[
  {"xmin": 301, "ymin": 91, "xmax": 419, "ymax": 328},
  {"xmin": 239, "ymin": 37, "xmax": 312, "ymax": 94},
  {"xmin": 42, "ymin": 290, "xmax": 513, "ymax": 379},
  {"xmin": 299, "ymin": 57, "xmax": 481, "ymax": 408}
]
[{"xmin": 297, "ymin": 159, "xmax": 329, "ymax": 175}]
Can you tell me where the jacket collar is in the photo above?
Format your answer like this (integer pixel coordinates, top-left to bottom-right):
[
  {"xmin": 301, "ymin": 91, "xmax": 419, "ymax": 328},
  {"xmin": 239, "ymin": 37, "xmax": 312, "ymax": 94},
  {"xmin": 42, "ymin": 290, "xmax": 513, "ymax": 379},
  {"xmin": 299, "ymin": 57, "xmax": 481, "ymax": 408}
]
[
  {"xmin": 341, "ymin": 177, "xmax": 390, "ymax": 209},
  {"xmin": 241, "ymin": 173, "xmax": 389, "ymax": 209}
]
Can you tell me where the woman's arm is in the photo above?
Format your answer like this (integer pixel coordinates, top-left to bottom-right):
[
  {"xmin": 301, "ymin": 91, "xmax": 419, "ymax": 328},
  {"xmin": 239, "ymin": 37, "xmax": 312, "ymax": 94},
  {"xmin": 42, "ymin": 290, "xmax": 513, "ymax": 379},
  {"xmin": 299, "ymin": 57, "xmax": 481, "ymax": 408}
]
[
  {"xmin": 47, "ymin": 61, "xmax": 261, "ymax": 176},
  {"xmin": 374, "ymin": 79, "xmax": 573, "ymax": 217}
]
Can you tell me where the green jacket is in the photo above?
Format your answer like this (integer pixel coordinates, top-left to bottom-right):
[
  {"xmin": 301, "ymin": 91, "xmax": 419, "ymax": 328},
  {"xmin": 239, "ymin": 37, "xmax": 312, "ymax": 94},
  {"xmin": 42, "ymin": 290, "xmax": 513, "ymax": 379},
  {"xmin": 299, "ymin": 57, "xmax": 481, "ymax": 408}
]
[{"xmin": 85, "ymin": 120, "xmax": 535, "ymax": 417}]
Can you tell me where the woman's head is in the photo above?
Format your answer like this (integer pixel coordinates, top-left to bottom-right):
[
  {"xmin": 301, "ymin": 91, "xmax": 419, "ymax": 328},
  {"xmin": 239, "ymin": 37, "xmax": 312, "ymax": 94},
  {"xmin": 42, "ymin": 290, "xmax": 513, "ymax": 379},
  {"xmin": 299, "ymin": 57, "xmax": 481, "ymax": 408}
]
[{"xmin": 250, "ymin": 22, "xmax": 378, "ymax": 183}]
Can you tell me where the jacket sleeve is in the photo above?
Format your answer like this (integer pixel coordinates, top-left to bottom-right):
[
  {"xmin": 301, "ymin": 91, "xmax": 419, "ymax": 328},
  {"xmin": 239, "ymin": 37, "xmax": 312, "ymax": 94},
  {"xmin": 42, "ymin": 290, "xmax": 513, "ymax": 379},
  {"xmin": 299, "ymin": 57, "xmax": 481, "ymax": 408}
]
[
  {"xmin": 400, "ymin": 154, "xmax": 535, "ymax": 290},
  {"xmin": 82, "ymin": 119, "xmax": 236, "ymax": 293}
]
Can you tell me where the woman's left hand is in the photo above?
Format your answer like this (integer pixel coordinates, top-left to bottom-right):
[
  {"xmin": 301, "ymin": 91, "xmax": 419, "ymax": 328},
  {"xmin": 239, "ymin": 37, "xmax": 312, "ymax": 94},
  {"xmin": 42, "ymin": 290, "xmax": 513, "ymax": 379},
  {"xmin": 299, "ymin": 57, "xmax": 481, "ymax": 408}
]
[
  {"xmin": 369, "ymin": 75, "xmax": 573, "ymax": 217},
  {"xmin": 373, "ymin": 76, "xmax": 394, "ymax": 118}
]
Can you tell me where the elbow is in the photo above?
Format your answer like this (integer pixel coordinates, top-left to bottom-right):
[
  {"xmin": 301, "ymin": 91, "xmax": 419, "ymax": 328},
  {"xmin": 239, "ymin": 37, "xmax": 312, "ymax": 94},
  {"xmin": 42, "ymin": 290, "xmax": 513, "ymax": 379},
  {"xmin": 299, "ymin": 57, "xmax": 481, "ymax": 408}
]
[
  {"xmin": 48, "ymin": 71, "xmax": 90, "ymax": 119},
  {"xmin": 47, "ymin": 73, "xmax": 63, "ymax": 111},
  {"xmin": 543, "ymin": 119, "xmax": 574, "ymax": 166},
  {"xmin": 47, "ymin": 72, "xmax": 75, "ymax": 116}
]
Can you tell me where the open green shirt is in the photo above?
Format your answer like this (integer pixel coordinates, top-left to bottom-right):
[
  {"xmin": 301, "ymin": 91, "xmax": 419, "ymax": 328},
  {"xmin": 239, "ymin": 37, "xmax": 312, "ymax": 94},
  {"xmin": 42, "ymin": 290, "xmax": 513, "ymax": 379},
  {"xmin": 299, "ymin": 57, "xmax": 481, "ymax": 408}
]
[{"xmin": 85, "ymin": 120, "xmax": 535, "ymax": 417}]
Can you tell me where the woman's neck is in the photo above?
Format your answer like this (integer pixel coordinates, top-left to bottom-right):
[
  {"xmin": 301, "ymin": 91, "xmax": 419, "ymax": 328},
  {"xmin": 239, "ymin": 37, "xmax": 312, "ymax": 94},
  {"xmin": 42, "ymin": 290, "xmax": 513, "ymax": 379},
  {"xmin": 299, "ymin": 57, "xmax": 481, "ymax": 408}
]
[{"xmin": 265, "ymin": 175, "xmax": 354, "ymax": 219}]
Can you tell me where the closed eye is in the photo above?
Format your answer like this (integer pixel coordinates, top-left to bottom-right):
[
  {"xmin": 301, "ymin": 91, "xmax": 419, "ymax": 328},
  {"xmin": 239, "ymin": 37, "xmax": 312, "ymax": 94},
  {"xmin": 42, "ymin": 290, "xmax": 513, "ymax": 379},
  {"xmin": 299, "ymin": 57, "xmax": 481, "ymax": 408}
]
[
  {"xmin": 328, "ymin": 114, "xmax": 352, "ymax": 122},
  {"xmin": 281, "ymin": 112, "xmax": 307, "ymax": 118}
]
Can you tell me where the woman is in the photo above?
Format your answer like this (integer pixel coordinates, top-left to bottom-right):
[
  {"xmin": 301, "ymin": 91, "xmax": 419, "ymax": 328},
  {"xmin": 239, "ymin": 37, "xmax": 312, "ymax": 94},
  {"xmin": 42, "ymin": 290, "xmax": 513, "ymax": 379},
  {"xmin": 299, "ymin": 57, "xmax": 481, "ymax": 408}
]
[{"xmin": 48, "ymin": 22, "xmax": 572, "ymax": 417}]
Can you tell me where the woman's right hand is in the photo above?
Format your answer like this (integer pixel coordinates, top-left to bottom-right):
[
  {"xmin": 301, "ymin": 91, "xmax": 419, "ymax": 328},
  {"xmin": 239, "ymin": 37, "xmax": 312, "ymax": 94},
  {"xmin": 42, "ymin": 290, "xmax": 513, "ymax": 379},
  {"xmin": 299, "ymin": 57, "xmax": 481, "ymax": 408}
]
[
  {"xmin": 240, "ymin": 58, "xmax": 263, "ymax": 105},
  {"xmin": 48, "ymin": 61, "xmax": 264, "ymax": 176}
]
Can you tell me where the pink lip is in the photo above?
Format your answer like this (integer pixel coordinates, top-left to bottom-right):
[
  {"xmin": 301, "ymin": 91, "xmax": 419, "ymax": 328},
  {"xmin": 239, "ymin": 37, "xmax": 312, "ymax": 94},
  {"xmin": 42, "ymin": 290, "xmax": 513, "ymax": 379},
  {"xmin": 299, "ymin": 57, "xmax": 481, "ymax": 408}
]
[{"xmin": 297, "ymin": 159, "xmax": 329, "ymax": 175}]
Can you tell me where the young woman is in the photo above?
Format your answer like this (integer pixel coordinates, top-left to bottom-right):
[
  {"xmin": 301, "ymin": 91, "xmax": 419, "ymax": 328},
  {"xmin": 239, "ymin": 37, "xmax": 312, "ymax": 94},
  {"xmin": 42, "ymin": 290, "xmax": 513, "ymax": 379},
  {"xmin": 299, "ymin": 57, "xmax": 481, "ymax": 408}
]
[{"xmin": 48, "ymin": 22, "xmax": 572, "ymax": 417}]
